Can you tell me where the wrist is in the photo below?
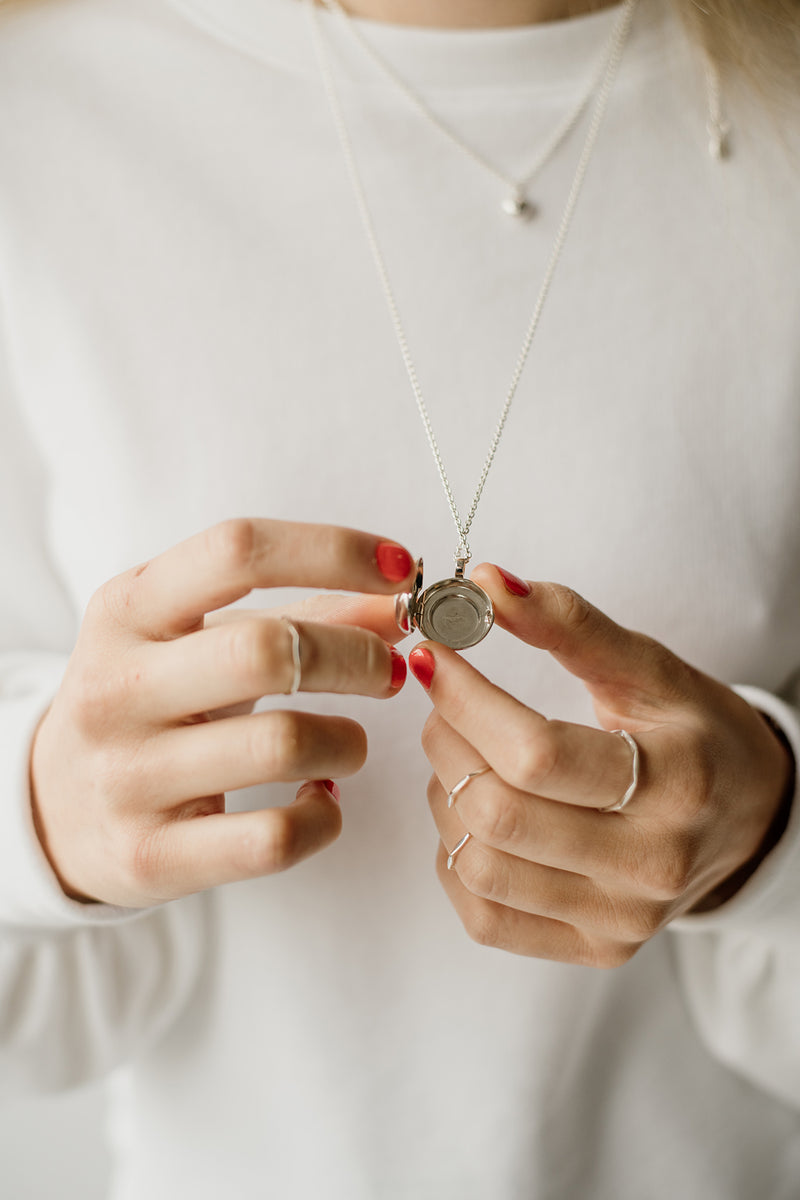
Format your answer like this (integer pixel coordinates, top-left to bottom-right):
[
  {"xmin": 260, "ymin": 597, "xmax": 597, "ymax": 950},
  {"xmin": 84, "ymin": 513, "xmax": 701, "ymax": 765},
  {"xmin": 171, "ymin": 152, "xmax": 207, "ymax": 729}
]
[{"xmin": 690, "ymin": 710, "xmax": 795, "ymax": 914}]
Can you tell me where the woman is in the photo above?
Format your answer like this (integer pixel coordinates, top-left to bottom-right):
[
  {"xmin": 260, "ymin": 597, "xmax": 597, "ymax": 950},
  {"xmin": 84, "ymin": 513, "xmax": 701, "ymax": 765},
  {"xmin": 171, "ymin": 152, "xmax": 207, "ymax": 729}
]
[{"xmin": 1, "ymin": 0, "xmax": 798, "ymax": 1195}]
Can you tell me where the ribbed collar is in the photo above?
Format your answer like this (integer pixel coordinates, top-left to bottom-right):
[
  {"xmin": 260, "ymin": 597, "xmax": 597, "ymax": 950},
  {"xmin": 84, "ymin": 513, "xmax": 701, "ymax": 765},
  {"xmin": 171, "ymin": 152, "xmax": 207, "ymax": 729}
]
[{"xmin": 167, "ymin": 0, "xmax": 669, "ymax": 94}]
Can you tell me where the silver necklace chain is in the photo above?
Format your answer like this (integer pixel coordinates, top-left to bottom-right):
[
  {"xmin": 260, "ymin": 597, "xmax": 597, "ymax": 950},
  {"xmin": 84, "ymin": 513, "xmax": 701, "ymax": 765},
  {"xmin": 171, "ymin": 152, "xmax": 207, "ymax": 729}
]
[
  {"xmin": 309, "ymin": 0, "xmax": 639, "ymax": 561},
  {"xmin": 318, "ymin": 0, "xmax": 617, "ymax": 215}
]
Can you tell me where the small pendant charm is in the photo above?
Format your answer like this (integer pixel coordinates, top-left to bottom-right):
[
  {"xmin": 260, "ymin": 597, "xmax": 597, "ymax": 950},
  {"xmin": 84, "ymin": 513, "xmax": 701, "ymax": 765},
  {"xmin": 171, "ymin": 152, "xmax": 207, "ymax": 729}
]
[
  {"xmin": 501, "ymin": 190, "xmax": 534, "ymax": 220},
  {"xmin": 395, "ymin": 557, "xmax": 494, "ymax": 651}
]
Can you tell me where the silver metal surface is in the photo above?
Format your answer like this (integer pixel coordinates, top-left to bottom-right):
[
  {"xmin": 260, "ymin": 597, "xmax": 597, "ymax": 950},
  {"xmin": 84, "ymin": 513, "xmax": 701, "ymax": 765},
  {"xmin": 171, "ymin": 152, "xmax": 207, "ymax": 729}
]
[
  {"xmin": 395, "ymin": 558, "xmax": 494, "ymax": 650},
  {"xmin": 598, "ymin": 729, "xmax": 640, "ymax": 813},
  {"xmin": 447, "ymin": 765, "xmax": 492, "ymax": 810},
  {"xmin": 282, "ymin": 617, "xmax": 303, "ymax": 696},
  {"xmin": 446, "ymin": 832, "xmax": 472, "ymax": 871},
  {"xmin": 417, "ymin": 577, "xmax": 494, "ymax": 651}
]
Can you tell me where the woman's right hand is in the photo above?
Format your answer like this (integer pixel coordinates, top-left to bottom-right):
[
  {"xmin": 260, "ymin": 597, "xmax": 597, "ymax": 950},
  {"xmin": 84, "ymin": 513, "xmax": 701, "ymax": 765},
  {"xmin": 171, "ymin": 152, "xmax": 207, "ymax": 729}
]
[{"xmin": 29, "ymin": 518, "xmax": 415, "ymax": 909}]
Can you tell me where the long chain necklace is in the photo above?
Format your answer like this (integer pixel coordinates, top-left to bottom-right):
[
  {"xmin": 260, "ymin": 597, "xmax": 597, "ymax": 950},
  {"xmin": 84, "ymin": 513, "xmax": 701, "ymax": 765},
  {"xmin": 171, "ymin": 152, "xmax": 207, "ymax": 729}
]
[
  {"xmin": 318, "ymin": 0, "xmax": 621, "ymax": 219},
  {"xmin": 308, "ymin": 0, "xmax": 639, "ymax": 649}
]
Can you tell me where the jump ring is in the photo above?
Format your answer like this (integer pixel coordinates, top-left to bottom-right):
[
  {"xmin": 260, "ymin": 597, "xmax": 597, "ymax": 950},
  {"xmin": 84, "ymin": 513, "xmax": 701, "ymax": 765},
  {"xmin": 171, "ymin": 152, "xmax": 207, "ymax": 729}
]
[
  {"xmin": 446, "ymin": 832, "xmax": 472, "ymax": 871},
  {"xmin": 598, "ymin": 729, "xmax": 640, "ymax": 813},
  {"xmin": 282, "ymin": 617, "xmax": 303, "ymax": 696},
  {"xmin": 447, "ymin": 764, "xmax": 491, "ymax": 809}
]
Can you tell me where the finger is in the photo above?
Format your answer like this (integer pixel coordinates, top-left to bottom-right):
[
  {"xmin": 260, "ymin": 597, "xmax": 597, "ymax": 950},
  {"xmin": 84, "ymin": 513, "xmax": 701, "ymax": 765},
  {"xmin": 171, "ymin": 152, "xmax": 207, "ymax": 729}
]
[
  {"xmin": 146, "ymin": 780, "xmax": 343, "ymax": 898},
  {"xmin": 206, "ymin": 593, "xmax": 408, "ymax": 646},
  {"xmin": 432, "ymin": 804, "xmax": 655, "ymax": 945},
  {"xmin": 428, "ymin": 771, "xmax": 662, "ymax": 943},
  {"xmin": 423, "ymin": 712, "xmax": 642, "ymax": 884},
  {"xmin": 145, "ymin": 710, "xmax": 367, "ymax": 806},
  {"xmin": 135, "ymin": 619, "xmax": 406, "ymax": 723},
  {"xmin": 96, "ymin": 519, "xmax": 415, "ymax": 638},
  {"xmin": 470, "ymin": 566, "xmax": 696, "ymax": 715},
  {"xmin": 433, "ymin": 845, "xmax": 617, "ymax": 966},
  {"xmin": 410, "ymin": 643, "xmax": 639, "ymax": 809}
]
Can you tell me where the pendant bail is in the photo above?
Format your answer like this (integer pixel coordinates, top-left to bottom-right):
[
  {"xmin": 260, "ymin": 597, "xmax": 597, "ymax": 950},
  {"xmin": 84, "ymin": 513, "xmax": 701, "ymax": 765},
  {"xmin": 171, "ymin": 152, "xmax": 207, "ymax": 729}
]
[{"xmin": 454, "ymin": 543, "xmax": 470, "ymax": 580}]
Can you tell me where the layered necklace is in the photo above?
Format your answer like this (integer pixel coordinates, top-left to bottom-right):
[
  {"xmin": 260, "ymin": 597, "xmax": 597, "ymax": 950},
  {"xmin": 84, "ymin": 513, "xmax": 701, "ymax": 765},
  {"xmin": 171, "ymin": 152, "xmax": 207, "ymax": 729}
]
[
  {"xmin": 318, "ymin": 0, "xmax": 624, "ymax": 219},
  {"xmin": 308, "ymin": 0, "xmax": 639, "ymax": 649}
]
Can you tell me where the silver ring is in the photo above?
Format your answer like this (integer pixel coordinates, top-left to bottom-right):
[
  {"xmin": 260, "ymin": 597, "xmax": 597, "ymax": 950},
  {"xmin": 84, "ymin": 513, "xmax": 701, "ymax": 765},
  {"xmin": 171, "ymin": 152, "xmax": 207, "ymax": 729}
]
[
  {"xmin": 446, "ymin": 832, "xmax": 471, "ymax": 871},
  {"xmin": 282, "ymin": 617, "xmax": 303, "ymax": 696},
  {"xmin": 447, "ymin": 765, "xmax": 491, "ymax": 809},
  {"xmin": 598, "ymin": 729, "xmax": 640, "ymax": 813}
]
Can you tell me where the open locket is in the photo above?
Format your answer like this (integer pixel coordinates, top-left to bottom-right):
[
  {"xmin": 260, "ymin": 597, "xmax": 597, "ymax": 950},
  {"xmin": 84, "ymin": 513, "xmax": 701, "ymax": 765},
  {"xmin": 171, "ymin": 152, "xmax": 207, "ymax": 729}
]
[{"xmin": 395, "ymin": 557, "xmax": 494, "ymax": 650}]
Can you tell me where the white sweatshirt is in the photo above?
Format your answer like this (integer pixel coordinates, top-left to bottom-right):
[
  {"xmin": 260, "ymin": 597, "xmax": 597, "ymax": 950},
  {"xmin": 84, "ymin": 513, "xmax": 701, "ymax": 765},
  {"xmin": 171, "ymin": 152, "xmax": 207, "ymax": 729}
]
[{"xmin": 1, "ymin": 0, "xmax": 799, "ymax": 1196}]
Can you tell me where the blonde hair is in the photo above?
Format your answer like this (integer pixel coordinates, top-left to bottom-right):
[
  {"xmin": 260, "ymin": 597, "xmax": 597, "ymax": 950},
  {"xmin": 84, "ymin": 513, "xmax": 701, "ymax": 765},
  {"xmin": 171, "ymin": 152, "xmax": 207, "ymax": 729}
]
[{"xmin": 673, "ymin": 0, "xmax": 800, "ymax": 99}]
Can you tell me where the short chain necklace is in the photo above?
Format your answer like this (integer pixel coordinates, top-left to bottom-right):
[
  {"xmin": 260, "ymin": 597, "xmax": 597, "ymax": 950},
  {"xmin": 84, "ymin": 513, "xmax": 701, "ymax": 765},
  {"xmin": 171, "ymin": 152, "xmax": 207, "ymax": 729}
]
[
  {"xmin": 309, "ymin": 0, "xmax": 639, "ymax": 649},
  {"xmin": 318, "ymin": 0, "xmax": 620, "ymax": 219}
]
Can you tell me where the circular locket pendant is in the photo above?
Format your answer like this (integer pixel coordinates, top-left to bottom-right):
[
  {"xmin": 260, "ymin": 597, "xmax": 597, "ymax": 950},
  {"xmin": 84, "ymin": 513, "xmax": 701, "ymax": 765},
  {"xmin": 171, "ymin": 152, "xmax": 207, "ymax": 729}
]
[{"xmin": 396, "ymin": 557, "xmax": 494, "ymax": 650}]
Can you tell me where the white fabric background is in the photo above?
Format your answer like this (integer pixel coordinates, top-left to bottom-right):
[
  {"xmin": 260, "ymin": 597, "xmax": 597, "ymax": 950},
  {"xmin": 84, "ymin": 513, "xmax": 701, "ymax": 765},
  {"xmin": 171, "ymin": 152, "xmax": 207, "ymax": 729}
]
[{"xmin": 0, "ymin": 1088, "xmax": 109, "ymax": 1197}]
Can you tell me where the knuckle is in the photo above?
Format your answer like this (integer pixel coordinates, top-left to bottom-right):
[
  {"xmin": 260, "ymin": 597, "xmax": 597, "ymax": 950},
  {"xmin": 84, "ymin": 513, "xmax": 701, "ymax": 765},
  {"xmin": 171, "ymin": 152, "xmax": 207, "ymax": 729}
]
[
  {"xmin": 122, "ymin": 825, "xmax": 163, "ymax": 893},
  {"xmin": 242, "ymin": 810, "xmax": 298, "ymax": 875},
  {"xmin": 647, "ymin": 839, "xmax": 696, "ymax": 900},
  {"xmin": 68, "ymin": 667, "xmax": 111, "ymax": 735},
  {"xmin": 327, "ymin": 525, "xmax": 360, "ymax": 568},
  {"xmin": 616, "ymin": 899, "xmax": 670, "ymax": 942},
  {"xmin": 207, "ymin": 518, "xmax": 258, "ymax": 574},
  {"xmin": 84, "ymin": 574, "xmax": 130, "ymax": 630},
  {"xmin": 337, "ymin": 630, "xmax": 385, "ymax": 693},
  {"xmin": 545, "ymin": 584, "xmax": 594, "ymax": 639},
  {"xmin": 91, "ymin": 741, "xmax": 150, "ymax": 808},
  {"xmin": 469, "ymin": 788, "xmax": 524, "ymax": 849},
  {"xmin": 420, "ymin": 711, "xmax": 445, "ymax": 758},
  {"xmin": 457, "ymin": 847, "xmax": 507, "ymax": 904},
  {"xmin": 506, "ymin": 725, "xmax": 560, "ymax": 793},
  {"xmin": 225, "ymin": 621, "xmax": 280, "ymax": 688},
  {"xmin": 251, "ymin": 711, "xmax": 307, "ymax": 775},
  {"xmin": 462, "ymin": 903, "xmax": 505, "ymax": 949},
  {"xmin": 363, "ymin": 632, "xmax": 387, "ymax": 686},
  {"xmin": 68, "ymin": 659, "xmax": 148, "ymax": 738}
]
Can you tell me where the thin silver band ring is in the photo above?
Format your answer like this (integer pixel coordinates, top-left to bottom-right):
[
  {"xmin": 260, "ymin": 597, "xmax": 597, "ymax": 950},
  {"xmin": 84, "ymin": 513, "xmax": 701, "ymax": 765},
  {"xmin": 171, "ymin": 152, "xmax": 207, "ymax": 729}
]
[
  {"xmin": 598, "ymin": 729, "xmax": 640, "ymax": 813},
  {"xmin": 446, "ymin": 832, "xmax": 472, "ymax": 871},
  {"xmin": 447, "ymin": 765, "xmax": 491, "ymax": 809},
  {"xmin": 282, "ymin": 617, "xmax": 303, "ymax": 696}
]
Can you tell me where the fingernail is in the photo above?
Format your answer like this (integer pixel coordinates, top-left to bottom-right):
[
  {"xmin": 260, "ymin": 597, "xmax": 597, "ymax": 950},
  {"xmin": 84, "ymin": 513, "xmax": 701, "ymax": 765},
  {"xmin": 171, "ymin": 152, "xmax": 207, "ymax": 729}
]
[
  {"xmin": 495, "ymin": 565, "xmax": 532, "ymax": 597},
  {"xmin": 376, "ymin": 541, "xmax": 413, "ymax": 583},
  {"xmin": 389, "ymin": 646, "xmax": 407, "ymax": 690},
  {"xmin": 322, "ymin": 779, "xmax": 341, "ymax": 803},
  {"xmin": 409, "ymin": 646, "xmax": 435, "ymax": 691}
]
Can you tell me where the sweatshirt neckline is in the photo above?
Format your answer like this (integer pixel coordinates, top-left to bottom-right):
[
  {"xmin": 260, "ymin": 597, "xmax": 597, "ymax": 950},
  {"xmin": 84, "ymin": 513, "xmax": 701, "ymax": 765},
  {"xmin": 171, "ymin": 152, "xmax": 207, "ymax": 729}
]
[{"xmin": 167, "ymin": 0, "xmax": 668, "ymax": 94}]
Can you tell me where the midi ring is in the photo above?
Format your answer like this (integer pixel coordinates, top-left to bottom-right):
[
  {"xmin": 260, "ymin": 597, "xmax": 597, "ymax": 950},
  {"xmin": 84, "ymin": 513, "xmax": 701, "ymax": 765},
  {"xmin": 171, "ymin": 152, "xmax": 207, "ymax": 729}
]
[
  {"xmin": 447, "ymin": 765, "xmax": 491, "ymax": 810},
  {"xmin": 282, "ymin": 617, "xmax": 303, "ymax": 696},
  {"xmin": 446, "ymin": 832, "xmax": 472, "ymax": 871},
  {"xmin": 598, "ymin": 729, "xmax": 640, "ymax": 813}
]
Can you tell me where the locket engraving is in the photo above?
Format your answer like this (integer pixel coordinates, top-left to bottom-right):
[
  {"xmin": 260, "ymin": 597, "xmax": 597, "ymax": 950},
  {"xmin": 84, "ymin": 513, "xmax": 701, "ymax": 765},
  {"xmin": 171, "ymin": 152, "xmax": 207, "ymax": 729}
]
[{"xmin": 396, "ymin": 558, "xmax": 494, "ymax": 651}]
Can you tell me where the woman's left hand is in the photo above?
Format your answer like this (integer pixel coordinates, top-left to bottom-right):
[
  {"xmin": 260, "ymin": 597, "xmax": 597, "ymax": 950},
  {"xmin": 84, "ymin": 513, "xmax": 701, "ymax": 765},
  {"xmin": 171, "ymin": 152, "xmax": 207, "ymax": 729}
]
[{"xmin": 410, "ymin": 566, "xmax": 795, "ymax": 967}]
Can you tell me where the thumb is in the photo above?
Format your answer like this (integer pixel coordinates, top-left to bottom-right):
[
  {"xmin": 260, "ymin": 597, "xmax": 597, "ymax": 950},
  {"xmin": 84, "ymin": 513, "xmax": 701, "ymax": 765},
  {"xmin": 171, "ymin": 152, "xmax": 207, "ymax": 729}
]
[{"xmin": 471, "ymin": 565, "xmax": 695, "ymax": 714}]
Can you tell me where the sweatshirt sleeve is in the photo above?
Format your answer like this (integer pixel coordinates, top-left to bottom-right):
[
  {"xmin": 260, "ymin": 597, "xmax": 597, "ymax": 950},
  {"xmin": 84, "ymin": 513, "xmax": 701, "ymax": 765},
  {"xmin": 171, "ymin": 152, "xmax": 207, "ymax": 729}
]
[
  {"xmin": 0, "ymin": 338, "xmax": 206, "ymax": 1095},
  {"xmin": 668, "ymin": 683, "xmax": 800, "ymax": 1112}
]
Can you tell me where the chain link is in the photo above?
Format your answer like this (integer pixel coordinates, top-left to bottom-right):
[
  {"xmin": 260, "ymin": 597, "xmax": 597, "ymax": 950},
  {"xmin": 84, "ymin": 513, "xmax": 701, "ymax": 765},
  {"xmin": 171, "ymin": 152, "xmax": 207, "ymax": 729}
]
[
  {"xmin": 318, "ymin": 0, "xmax": 612, "ymax": 201},
  {"xmin": 309, "ymin": 0, "xmax": 638, "ymax": 560}
]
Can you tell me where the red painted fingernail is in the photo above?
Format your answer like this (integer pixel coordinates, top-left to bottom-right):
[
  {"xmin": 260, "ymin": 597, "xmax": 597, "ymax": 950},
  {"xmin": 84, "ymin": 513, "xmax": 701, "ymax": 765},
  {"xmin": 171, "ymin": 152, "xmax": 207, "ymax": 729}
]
[
  {"xmin": 409, "ymin": 646, "xmax": 435, "ymax": 690},
  {"xmin": 389, "ymin": 646, "xmax": 407, "ymax": 690},
  {"xmin": 376, "ymin": 541, "xmax": 413, "ymax": 583},
  {"xmin": 495, "ymin": 565, "xmax": 532, "ymax": 597},
  {"xmin": 322, "ymin": 779, "xmax": 341, "ymax": 803}
]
